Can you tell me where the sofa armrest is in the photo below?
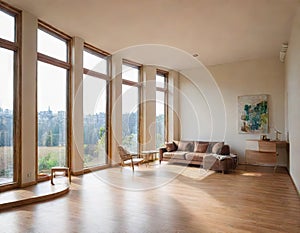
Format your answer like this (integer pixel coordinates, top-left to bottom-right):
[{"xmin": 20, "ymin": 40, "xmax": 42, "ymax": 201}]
[
  {"xmin": 220, "ymin": 145, "xmax": 230, "ymax": 155},
  {"xmin": 159, "ymin": 147, "xmax": 167, "ymax": 162}
]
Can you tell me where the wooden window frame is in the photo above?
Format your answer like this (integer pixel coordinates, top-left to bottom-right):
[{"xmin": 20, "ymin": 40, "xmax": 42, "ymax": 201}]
[
  {"xmin": 122, "ymin": 60, "xmax": 142, "ymax": 154},
  {"xmin": 83, "ymin": 43, "xmax": 110, "ymax": 171},
  {"xmin": 0, "ymin": 2, "xmax": 21, "ymax": 191},
  {"xmin": 156, "ymin": 70, "xmax": 169, "ymax": 143},
  {"xmin": 37, "ymin": 21, "xmax": 72, "ymax": 180}
]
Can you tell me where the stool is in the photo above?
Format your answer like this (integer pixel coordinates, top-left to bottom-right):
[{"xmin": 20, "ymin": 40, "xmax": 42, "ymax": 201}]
[{"xmin": 51, "ymin": 166, "xmax": 71, "ymax": 185}]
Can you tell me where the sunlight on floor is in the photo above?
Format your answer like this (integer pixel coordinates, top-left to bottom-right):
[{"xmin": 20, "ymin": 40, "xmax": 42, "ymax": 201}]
[{"xmin": 241, "ymin": 172, "xmax": 262, "ymax": 177}]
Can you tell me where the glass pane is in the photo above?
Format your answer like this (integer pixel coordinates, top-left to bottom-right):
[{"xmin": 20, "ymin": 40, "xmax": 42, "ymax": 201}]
[
  {"xmin": 0, "ymin": 48, "xmax": 14, "ymax": 184},
  {"xmin": 83, "ymin": 51, "xmax": 107, "ymax": 75},
  {"xmin": 156, "ymin": 74, "xmax": 165, "ymax": 88},
  {"xmin": 122, "ymin": 84, "xmax": 139, "ymax": 153},
  {"xmin": 0, "ymin": 10, "xmax": 15, "ymax": 42},
  {"xmin": 37, "ymin": 61, "xmax": 67, "ymax": 174},
  {"xmin": 38, "ymin": 29, "xmax": 67, "ymax": 62},
  {"xmin": 122, "ymin": 64, "xmax": 139, "ymax": 83},
  {"xmin": 83, "ymin": 75, "xmax": 107, "ymax": 167},
  {"xmin": 156, "ymin": 91, "xmax": 165, "ymax": 148}
]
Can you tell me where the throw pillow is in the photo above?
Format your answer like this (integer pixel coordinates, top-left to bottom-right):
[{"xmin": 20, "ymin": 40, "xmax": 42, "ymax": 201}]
[
  {"xmin": 177, "ymin": 141, "xmax": 193, "ymax": 151},
  {"xmin": 194, "ymin": 142, "xmax": 209, "ymax": 153},
  {"xmin": 212, "ymin": 142, "xmax": 224, "ymax": 154},
  {"xmin": 165, "ymin": 142, "xmax": 176, "ymax": 152},
  {"xmin": 220, "ymin": 145, "xmax": 230, "ymax": 155}
]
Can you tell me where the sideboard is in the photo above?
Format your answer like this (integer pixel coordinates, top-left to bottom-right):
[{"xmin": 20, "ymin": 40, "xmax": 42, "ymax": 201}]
[{"xmin": 245, "ymin": 139, "xmax": 288, "ymax": 169}]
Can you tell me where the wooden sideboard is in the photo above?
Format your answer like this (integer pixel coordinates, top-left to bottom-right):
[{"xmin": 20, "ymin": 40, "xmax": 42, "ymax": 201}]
[{"xmin": 245, "ymin": 139, "xmax": 288, "ymax": 167}]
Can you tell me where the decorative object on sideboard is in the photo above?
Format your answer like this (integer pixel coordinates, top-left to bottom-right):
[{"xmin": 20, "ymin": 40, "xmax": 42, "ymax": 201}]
[
  {"xmin": 274, "ymin": 128, "xmax": 282, "ymax": 141},
  {"xmin": 260, "ymin": 134, "xmax": 270, "ymax": 141}
]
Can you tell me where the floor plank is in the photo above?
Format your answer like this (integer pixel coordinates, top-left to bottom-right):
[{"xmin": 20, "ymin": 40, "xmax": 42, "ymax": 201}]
[{"xmin": 0, "ymin": 163, "xmax": 299, "ymax": 233}]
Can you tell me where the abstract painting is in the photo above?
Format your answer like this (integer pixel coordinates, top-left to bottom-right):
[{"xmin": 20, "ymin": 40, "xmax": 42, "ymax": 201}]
[{"xmin": 238, "ymin": 94, "xmax": 269, "ymax": 134}]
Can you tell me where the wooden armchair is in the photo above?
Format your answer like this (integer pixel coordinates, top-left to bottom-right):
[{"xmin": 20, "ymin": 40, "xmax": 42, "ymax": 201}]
[{"xmin": 118, "ymin": 145, "xmax": 144, "ymax": 171}]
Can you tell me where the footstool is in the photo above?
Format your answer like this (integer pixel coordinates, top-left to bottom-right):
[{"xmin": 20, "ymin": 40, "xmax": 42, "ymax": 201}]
[
  {"xmin": 203, "ymin": 154, "xmax": 238, "ymax": 173},
  {"xmin": 51, "ymin": 166, "xmax": 71, "ymax": 185}
]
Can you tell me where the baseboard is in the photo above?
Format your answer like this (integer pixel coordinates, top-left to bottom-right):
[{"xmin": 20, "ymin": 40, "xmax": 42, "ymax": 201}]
[
  {"xmin": 71, "ymin": 170, "xmax": 84, "ymax": 176},
  {"xmin": 20, "ymin": 181, "xmax": 37, "ymax": 188}
]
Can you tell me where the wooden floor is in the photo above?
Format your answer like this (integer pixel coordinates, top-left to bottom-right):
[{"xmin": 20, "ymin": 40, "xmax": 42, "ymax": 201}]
[
  {"xmin": 0, "ymin": 163, "xmax": 299, "ymax": 233},
  {"xmin": 0, "ymin": 177, "xmax": 69, "ymax": 210}
]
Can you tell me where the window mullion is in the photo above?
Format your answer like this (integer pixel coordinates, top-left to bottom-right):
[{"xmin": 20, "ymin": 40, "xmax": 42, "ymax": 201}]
[
  {"xmin": 0, "ymin": 38, "xmax": 18, "ymax": 51},
  {"xmin": 37, "ymin": 53, "xmax": 70, "ymax": 70}
]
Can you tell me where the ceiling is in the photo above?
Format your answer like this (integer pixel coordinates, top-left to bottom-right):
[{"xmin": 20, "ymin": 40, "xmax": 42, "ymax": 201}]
[{"xmin": 6, "ymin": 0, "xmax": 299, "ymax": 66}]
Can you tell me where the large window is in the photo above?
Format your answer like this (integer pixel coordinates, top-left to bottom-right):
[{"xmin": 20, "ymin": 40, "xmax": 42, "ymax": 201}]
[
  {"xmin": 122, "ymin": 62, "xmax": 140, "ymax": 153},
  {"xmin": 156, "ymin": 71, "xmax": 168, "ymax": 148},
  {"xmin": 83, "ymin": 45, "xmax": 109, "ymax": 168},
  {"xmin": 0, "ymin": 5, "xmax": 20, "ymax": 186},
  {"xmin": 37, "ymin": 24, "xmax": 71, "ymax": 176}
]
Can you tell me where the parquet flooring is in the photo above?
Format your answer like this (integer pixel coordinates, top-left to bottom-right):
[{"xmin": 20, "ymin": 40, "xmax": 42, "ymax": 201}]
[{"xmin": 0, "ymin": 163, "xmax": 299, "ymax": 233}]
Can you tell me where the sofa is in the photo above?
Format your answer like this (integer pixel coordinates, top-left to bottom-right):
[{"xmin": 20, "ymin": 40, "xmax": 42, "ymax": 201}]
[{"xmin": 159, "ymin": 140, "xmax": 237, "ymax": 173}]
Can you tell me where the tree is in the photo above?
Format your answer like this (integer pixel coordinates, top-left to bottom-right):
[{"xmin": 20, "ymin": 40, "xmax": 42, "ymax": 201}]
[{"xmin": 45, "ymin": 131, "xmax": 53, "ymax": 146}]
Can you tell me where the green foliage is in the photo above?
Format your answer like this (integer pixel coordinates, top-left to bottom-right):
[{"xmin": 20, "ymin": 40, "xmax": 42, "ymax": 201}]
[
  {"xmin": 99, "ymin": 127, "xmax": 106, "ymax": 139},
  {"xmin": 38, "ymin": 153, "xmax": 59, "ymax": 172},
  {"xmin": 122, "ymin": 134, "xmax": 137, "ymax": 152},
  {"xmin": 0, "ymin": 168, "xmax": 11, "ymax": 177}
]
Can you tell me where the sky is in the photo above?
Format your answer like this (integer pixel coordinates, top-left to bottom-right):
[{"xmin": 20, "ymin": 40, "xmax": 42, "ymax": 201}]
[{"xmin": 0, "ymin": 11, "xmax": 14, "ymax": 110}]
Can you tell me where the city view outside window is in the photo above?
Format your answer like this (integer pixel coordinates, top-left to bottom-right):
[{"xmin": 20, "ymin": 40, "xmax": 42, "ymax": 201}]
[
  {"xmin": 156, "ymin": 72, "xmax": 168, "ymax": 148},
  {"xmin": 83, "ymin": 48, "xmax": 108, "ymax": 167},
  {"xmin": 122, "ymin": 64, "xmax": 140, "ymax": 153},
  {"xmin": 0, "ymin": 8, "xmax": 18, "ymax": 185},
  {"xmin": 37, "ymin": 27, "xmax": 70, "ymax": 175}
]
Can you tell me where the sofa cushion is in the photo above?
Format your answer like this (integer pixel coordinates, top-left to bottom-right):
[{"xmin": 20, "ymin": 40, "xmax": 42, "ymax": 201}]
[
  {"xmin": 207, "ymin": 142, "xmax": 224, "ymax": 153},
  {"xmin": 163, "ymin": 151, "xmax": 186, "ymax": 160},
  {"xmin": 165, "ymin": 142, "xmax": 177, "ymax": 152},
  {"xmin": 212, "ymin": 142, "xmax": 224, "ymax": 154},
  {"xmin": 220, "ymin": 145, "xmax": 230, "ymax": 155},
  {"xmin": 185, "ymin": 152, "xmax": 206, "ymax": 162},
  {"xmin": 177, "ymin": 141, "xmax": 194, "ymax": 151},
  {"xmin": 194, "ymin": 142, "xmax": 209, "ymax": 153}
]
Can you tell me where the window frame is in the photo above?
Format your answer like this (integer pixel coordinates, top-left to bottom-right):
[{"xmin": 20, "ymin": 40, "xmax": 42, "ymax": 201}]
[
  {"xmin": 156, "ymin": 69, "xmax": 169, "ymax": 145},
  {"xmin": 122, "ymin": 60, "xmax": 142, "ymax": 154},
  {"xmin": 83, "ymin": 43, "xmax": 110, "ymax": 171},
  {"xmin": 0, "ymin": 2, "xmax": 21, "ymax": 191},
  {"xmin": 36, "ymin": 21, "xmax": 71, "ymax": 180}
]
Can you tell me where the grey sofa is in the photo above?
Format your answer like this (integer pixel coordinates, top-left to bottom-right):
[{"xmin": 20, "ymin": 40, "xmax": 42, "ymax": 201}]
[{"xmin": 159, "ymin": 140, "xmax": 237, "ymax": 172}]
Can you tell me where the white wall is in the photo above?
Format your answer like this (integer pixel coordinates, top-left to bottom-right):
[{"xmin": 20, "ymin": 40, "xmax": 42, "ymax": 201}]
[
  {"xmin": 209, "ymin": 58, "xmax": 286, "ymax": 163},
  {"xmin": 178, "ymin": 67, "xmax": 227, "ymax": 141},
  {"xmin": 141, "ymin": 66, "xmax": 157, "ymax": 151},
  {"xmin": 71, "ymin": 37, "xmax": 84, "ymax": 174},
  {"xmin": 21, "ymin": 11, "xmax": 37, "ymax": 186},
  {"xmin": 285, "ymin": 5, "xmax": 300, "ymax": 193},
  {"xmin": 179, "ymin": 57, "xmax": 286, "ymax": 164}
]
